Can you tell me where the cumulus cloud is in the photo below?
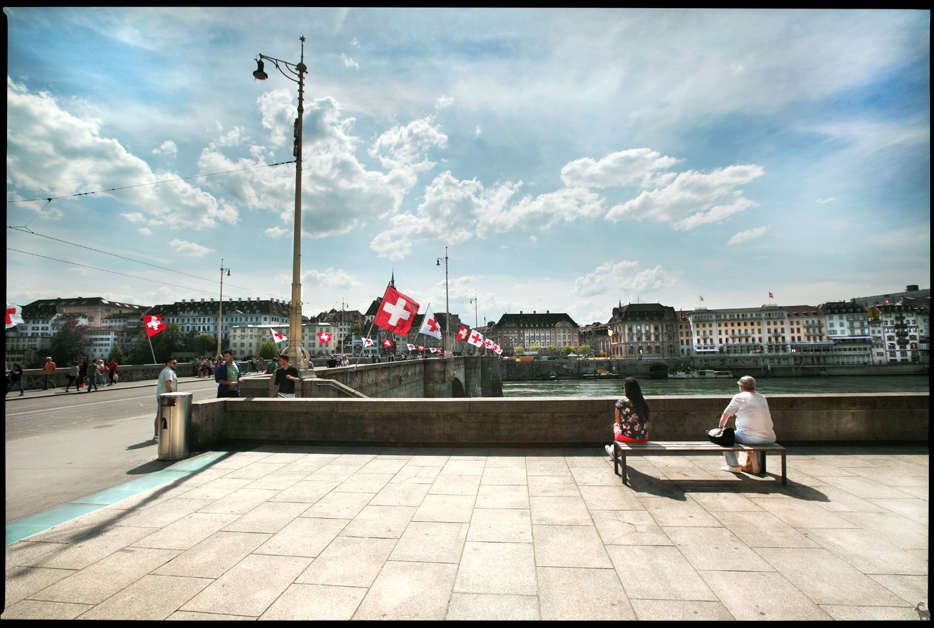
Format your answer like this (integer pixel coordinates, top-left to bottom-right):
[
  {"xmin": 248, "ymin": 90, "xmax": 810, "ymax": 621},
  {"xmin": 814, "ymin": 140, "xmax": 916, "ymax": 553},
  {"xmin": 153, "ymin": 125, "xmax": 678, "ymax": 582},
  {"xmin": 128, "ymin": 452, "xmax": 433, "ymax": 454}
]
[
  {"xmin": 264, "ymin": 226, "xmax": 289, "ymax": 238},
  {"xmin": 606, "ymin": 164, "xmax": 764, "ymax": 230},
  {"xmin": 7, "ymin": 77, "xmax": 228, "ymax": 230},
  {"xmin": 341, "ymin": 53, "xmax": 360, "ymax": 70},
  {"xmin": 435, "ymin": 95, "xmax": 454, "ymax": 109},
  {"xmin": 168, "ymin": 238, "xmax": 216, "ymax": 257},
  {"xmin": 574, "ymin": 260, "xmax": 677, "ymax": 298},
  {"xmin": 301, "ymin": 268, "xmax": 361, "ymax": 290},
  {"xmin": 727, "ymin": 225, "xmax": 770, "ymax": 245},
  {"xmin": 368, "ymin": 117, "xmax": 448, "ymax": 171},
  {"xmin": 560, "ymin": 148, "xmax": 681, "ymax": 188},
  {"xmin": 138, "ymin": 227, "xmax": 152, "ymax": 236},
  {"xmin": 152, "ymin": 140, "xmax": 177, "ymax": 156}
]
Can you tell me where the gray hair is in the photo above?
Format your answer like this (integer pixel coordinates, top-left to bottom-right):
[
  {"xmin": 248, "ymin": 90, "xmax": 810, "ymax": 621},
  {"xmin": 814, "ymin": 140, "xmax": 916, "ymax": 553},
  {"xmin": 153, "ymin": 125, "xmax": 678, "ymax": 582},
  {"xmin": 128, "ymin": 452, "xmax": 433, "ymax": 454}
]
[{"xmin": 738, "ymin": 375, "xmax": 757, "ymax": 391}]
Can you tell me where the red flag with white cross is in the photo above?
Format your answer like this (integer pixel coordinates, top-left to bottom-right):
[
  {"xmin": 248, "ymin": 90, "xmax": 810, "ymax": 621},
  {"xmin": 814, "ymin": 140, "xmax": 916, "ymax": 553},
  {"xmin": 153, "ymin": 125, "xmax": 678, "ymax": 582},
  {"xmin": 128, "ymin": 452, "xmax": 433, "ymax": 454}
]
[
  {"xmin": 374, "ymin": 286, "xmax": 420, "ymax": 336},
  {"xmin": 144, "ymin": 314, "xmax": 166, "ymax": 337},
  {"xmin": 456, "ymin": 324, "xmax": 470, "ymax": 342},
  {"xmin": 318, "ymin": 332, "xmax": 332, "ymax": 343},
  {"xmin": 6, "ymin": 303, "xmax": 24, "ymax": 329}
]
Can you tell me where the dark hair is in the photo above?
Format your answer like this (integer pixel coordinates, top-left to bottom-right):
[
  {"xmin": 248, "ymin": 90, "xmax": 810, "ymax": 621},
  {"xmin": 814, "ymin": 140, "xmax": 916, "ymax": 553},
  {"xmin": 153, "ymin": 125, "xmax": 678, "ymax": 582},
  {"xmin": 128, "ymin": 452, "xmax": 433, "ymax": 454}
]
[
  {"xmin": 165, "ymin": 356, "xmax": 176, "ymax": 364},
  {"xmin": 623, "ymin": 377, "xmax": 650, "ymax": 421}
]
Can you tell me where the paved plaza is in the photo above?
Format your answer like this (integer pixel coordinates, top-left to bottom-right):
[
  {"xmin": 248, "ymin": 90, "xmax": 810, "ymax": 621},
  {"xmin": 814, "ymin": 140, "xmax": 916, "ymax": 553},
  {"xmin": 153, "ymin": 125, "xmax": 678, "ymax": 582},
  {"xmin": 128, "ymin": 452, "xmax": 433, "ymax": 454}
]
[{"xmin": 3, "ymin": 443, "xmax": 928, "ymax": 620}]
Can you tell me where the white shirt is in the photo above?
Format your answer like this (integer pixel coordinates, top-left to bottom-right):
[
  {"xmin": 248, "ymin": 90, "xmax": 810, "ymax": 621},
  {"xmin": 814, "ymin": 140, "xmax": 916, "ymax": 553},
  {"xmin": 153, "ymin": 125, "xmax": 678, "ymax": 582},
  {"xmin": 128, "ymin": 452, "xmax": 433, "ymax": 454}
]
[
  {"xmin": 723, "ymin": 391, "xmax": 775, "ymax": 440},
  {"xmin": 156, "ymin": 366, "xmax": 177, "ymax": 398}
]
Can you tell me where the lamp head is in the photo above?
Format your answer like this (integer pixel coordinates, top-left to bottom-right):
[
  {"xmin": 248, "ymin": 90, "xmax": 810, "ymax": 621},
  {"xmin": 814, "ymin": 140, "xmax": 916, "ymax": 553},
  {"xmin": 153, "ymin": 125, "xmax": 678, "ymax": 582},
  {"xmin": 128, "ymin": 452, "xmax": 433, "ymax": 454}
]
[
  {"xmin": 253, "ymin": 60, "xmax": 268, "ymax": 81},
  {"xmin": 436, "ymin": 259, "xmax": 441, "ymax": 266}
]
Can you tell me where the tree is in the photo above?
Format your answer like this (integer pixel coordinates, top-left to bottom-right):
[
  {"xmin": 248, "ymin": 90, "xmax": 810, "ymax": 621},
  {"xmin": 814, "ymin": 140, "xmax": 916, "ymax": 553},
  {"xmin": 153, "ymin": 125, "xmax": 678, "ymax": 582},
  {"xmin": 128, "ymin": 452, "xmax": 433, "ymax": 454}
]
[
  {"xmin": 579, "ymin": 344, "xmax": 591, "ymax": 356},
  {"xmin": 193, "ymin": 333, "xmax": 216, "ymax": 357},
  {"xmin": 547, "ymin": 345, "xmax": 558, "ymax": 356},
  {"xmin": 258, "ymin": 340, "xmax": 279, "ymax": 359},
  {"xmin": 529, "ymin": 343, "xmax": 540, "ymax": 353},
  {"xmin": 562, "ymin": 345, "xmax": 574, "ymax": 356},
  {"xmin": 514, "ymin": 344, "xmax": 525, "ymax": 355},
  {"xmin": 108, "ymin": 343, "xmax": 125, "ymax": 363},
  {"xmin": 126, "ymin": 323, "xmax": 187, "ymax": 364},
  {"xmin": 50, "ymin": 318, "xmax": 89, "ymax": 366}
]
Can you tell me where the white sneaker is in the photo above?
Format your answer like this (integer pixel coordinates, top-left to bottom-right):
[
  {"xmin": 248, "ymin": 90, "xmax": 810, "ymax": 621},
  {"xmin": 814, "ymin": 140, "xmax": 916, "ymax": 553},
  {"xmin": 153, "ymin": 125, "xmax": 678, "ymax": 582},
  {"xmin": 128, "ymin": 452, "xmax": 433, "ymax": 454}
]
[
  {"xmin": 721, "ymin": 465, "xmax": 742, "ymax": 473},
  {"xmin": 605, "ymin": 444, "xmax": 615, "ymax": 457}
]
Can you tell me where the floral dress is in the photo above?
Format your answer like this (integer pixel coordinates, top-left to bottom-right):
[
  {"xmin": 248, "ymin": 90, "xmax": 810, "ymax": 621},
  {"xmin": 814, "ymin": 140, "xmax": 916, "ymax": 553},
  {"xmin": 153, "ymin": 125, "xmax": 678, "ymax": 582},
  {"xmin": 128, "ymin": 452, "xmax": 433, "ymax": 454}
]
[{"xmin": 614, "ymin": 396, "xmax": 648, "ymax": 441}]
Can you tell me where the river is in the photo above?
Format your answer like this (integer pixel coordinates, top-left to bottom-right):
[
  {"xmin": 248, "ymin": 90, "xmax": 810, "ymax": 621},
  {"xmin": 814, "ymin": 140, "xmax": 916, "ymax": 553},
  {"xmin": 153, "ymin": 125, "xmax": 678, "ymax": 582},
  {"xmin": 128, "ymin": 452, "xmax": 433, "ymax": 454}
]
[{"xmin": 502, "ymin": 375, "xmax": 930, "ymax": 397}]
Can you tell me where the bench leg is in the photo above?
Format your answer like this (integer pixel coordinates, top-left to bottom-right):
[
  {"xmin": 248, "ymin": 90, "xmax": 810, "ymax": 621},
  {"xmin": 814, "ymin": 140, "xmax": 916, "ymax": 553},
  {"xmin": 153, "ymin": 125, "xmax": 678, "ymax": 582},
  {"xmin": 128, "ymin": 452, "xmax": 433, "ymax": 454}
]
[
  {"xmin": 612, "ymin": 445, "xmax": 619, "ymax": 476},
  {"xmin": 760, "ymin": 451, "xmax": 766, "ymax": 476},
  {"xmin": 781, "ymin": 453, "xmax": 787, "ymax": 485},
  {"xmin": 621, "ymin": 455, "xmax": 628, "ymax": 486}
]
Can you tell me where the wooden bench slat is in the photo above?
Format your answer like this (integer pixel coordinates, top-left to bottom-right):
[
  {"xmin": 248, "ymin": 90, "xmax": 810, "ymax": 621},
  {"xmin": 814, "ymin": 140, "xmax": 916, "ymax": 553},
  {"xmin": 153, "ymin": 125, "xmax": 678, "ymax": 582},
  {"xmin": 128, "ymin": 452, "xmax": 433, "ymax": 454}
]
[{"xmin": 611, "ymin": 440, "xmax": 787, "ymax": 485}]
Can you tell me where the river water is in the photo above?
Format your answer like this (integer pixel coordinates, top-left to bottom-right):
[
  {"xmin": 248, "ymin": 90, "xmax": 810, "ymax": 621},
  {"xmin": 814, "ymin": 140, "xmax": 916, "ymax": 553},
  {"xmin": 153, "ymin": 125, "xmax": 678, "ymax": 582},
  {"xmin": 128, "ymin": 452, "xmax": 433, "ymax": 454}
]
[{"xmin": 502, "ymin": 375, "xmax": 930, "ymax": 397}]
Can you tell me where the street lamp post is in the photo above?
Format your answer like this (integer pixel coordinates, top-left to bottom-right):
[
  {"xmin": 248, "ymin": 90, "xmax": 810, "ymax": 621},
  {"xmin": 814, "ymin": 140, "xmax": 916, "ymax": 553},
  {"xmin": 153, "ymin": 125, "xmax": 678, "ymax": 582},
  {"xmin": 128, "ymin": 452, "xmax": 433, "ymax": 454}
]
[
  {"xmin": 436, "ymin": 247, "xmax": 450, "ymax": 356},
  {"xmin": 217, "ymin": 260, "xmax": 231, "ymax": 358},
  {"xmin": 253, "ymin": 36, "xmax": 312, "ymax": 373}
]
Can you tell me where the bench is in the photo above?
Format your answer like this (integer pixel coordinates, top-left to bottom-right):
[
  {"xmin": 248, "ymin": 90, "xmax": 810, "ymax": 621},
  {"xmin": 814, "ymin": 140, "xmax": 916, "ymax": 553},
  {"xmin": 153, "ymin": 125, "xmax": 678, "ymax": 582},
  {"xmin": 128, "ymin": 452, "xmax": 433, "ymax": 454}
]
[{"xmin": 610, "ymin": 441, "xmax": 787, "ymax": 485}]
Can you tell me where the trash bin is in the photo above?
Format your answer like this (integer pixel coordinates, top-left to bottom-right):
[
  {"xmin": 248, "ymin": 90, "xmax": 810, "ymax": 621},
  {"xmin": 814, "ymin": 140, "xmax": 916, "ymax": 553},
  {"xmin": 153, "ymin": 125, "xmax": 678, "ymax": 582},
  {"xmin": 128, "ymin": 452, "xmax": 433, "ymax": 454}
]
[{"xmin": 158, "ymin": 392, "xmax": 192, "ymax": 460}]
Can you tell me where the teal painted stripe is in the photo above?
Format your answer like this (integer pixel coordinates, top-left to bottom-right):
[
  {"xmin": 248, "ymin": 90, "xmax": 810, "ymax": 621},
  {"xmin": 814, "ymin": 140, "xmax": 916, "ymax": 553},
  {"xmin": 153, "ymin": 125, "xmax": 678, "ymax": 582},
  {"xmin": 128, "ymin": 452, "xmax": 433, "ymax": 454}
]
[{"xmin": 6, "ymin": 451, "xmax": 232, "ymax": 546}]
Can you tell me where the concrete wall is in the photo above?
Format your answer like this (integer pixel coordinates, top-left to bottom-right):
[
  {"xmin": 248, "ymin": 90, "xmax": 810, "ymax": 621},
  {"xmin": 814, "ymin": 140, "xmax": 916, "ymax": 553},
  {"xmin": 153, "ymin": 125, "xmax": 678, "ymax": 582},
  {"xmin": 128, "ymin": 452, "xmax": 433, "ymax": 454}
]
[
  {"xmin": 238, "ymin": 356, "xmax": 503, "ymax": 399},
  {"xmin": 189, "ymin": 392, "xmax": 928, "ymax": 450}
]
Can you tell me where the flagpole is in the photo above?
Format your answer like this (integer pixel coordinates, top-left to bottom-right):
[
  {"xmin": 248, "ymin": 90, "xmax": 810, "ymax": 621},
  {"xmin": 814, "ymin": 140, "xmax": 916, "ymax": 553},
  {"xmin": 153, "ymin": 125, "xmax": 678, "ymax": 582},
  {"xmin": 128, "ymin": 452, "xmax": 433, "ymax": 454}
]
[{"xmin": 148, "ymin": 334, "xmax": 157, "ymax": 365}]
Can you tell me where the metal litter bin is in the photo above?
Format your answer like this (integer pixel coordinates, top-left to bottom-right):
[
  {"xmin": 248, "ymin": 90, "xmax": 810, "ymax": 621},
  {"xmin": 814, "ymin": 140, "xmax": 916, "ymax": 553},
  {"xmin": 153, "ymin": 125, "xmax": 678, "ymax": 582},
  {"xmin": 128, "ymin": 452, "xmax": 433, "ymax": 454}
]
[{"xmin": 158, "ymin": 392, "xmax": 192, "ymax": 460}]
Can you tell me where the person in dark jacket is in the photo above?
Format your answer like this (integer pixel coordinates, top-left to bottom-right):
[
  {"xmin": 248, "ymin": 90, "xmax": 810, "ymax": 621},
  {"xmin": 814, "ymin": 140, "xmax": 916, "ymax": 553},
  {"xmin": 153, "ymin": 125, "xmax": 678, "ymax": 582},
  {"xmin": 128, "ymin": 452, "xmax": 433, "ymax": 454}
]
[{"xmin": 215, "ymin": 350, "xmax": 243, "ymax": 398}]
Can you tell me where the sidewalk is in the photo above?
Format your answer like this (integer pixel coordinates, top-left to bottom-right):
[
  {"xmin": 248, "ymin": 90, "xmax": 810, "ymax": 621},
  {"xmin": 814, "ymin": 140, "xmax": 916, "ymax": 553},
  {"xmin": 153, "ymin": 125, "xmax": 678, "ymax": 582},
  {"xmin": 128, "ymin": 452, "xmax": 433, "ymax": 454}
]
[
  {"xmin": 5, "ymin": 374, "xmax": 252, "ymax": 401},
  {"xmin": 3, "ymin": 444, "xmax": 928, "ymax": 620}
]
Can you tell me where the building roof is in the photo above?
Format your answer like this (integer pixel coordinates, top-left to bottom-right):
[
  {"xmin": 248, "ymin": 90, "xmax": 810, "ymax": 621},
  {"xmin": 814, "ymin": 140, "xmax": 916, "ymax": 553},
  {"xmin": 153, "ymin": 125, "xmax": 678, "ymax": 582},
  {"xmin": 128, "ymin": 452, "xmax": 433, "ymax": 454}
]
[
  {"xmin": 145, "ymin": 298, "xmax": 294, "ymax": 319},
  {"xmin": 610, "ymin": 303, "xmax": 675, "ymax": 322},
  {"xmin": 494, "ymin": 312, "xmax": 579, "ymax": 328}
]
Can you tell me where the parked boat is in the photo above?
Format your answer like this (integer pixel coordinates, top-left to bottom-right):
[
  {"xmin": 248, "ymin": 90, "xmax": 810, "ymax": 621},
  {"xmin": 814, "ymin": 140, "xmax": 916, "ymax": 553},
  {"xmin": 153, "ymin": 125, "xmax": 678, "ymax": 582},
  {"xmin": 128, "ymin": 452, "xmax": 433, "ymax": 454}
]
[{"xmin": 669, "ymin": 369, "xmax": 733, "ymax": 379}]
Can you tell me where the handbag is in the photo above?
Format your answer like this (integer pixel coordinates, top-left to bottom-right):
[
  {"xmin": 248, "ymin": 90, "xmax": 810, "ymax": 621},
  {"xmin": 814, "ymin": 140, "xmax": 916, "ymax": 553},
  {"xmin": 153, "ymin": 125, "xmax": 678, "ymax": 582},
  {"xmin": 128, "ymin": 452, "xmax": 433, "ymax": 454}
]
[{"xmin": 707, "ymin": 427, "xmax": 735, "ymax": 447}]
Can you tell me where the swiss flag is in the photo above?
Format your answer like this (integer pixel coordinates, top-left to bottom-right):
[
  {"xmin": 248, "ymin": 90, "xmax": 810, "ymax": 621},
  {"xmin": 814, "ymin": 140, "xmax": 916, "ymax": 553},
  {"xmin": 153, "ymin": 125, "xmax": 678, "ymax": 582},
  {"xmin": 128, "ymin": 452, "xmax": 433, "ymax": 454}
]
[
  {"xmin": 455, "ymin": 324, "xmax": 470, "ymax": 342},
  {"xmin": 417, "ymin": 345, "xmax": 425, "ymax": 352},
  {"xmin": 270, "ymin": 328, "xmax": 287, "ymax": 343},
  {"xmin": 144, "ymin": 315, "xmax": 167, "ymax": 337},
  {"xmin": 407, "ymin": 344, "xmax": 416, "ymax": 351},
  {"xmin": 769, "ymin": 292, "xmax": 774, "ymax": 299},
  {"xmin": 466, "ymin": 331, "xmax": 484, "ymax": 348},
  {"xmin": 363, "ymin": 338, "xmax": 375, "ymax": 347},
  {"xmin": 318, "ymin": 332, "xmax": 332, "ymax": 343},
  {"xmin": 383, "ymin": 339, "xmax": 395, "ymax": 348},
  {"xmin": 374, "ymin": 286, "xmax": 420, "ymax": 336},
  {"xmin": 418, "ymin": 305, "xmax": 443, "ymax": 340},
  {"xmin": 6, "ymin": 303, "xmax": 24, "ymax": 330}
]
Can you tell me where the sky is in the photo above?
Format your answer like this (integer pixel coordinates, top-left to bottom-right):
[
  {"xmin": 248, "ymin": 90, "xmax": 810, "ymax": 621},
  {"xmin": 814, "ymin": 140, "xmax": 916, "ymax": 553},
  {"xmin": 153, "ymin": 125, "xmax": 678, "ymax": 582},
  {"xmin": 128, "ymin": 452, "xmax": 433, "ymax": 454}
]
[{"xmin": 5, "ymin": 8, "xmax": 931, "ymax": 328}]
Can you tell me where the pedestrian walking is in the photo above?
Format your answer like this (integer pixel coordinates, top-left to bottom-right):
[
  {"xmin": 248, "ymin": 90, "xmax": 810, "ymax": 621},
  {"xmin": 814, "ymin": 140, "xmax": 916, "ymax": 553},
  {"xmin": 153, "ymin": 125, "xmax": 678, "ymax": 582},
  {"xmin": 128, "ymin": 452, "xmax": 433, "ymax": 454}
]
[
  {"xmin": 85, "ymin": 359, "xmax": 99, "ymax": 392},
  {"xmin": 273, "ymin": 353, "xmax": 300, "ymax": 398},
  {"xmin": 65, "ymin": 361, "xmax": 79, "ymax": 392},
  {"xmin": 42, "ymin": 357, "xmax": 57, "ymax": 390},
  {"xmin": 215, "ymin": 350, "xmax": 242, "ymax": 398},
  {"xmin": 108, "ymin": 359, "xmax": 118, "ymax": 385},
  {"xmin": 155, "ymin": 356, "xmax": 178, "ymax": 440},
  {"xmin": 5, "ymin": 363, "xmax": 25, "ymax": 396},
  {"xmin": 77, "ymin": 356, "xmax": 87, "ymax": 390}
]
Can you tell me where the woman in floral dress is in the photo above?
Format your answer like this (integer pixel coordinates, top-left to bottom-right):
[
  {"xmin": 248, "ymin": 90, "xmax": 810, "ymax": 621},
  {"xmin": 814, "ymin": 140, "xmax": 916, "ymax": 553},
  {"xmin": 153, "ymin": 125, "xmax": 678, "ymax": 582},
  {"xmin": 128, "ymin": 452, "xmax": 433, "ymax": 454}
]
[{"xmin": 606, "ymin": 377, "xmax": 650, "ymax": 456}]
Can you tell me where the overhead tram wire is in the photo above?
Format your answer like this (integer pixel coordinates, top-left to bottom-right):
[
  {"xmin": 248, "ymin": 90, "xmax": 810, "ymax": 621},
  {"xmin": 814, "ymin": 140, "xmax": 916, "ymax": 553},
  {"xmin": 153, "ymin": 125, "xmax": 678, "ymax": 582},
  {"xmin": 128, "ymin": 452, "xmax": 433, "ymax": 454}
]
[
  {"xmin": 5, "ymin": 160, "xmax": 296, "ymax": 205},
  {"xmin": 7, "ymin": 226, "xmax": 279, "ymax": 300},
  {"xmin": 7, "ymin": 247, "xmax": 219, "ymax": 296}
]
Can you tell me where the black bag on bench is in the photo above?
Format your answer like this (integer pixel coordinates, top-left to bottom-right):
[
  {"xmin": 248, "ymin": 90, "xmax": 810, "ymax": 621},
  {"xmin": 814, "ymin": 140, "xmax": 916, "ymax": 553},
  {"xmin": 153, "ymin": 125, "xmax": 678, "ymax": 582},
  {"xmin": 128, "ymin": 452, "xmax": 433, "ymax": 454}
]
[{"xmin": 707, "ymin": 427, "xmax": 735, "ymax": 447}]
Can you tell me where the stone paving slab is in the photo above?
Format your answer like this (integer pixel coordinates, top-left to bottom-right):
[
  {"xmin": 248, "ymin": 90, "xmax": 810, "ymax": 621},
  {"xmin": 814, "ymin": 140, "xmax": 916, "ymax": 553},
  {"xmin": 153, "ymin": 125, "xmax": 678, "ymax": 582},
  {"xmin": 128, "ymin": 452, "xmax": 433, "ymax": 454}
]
[{"xmin": 2, "ymin": 444, "xmax": 928, "ymax": 620}]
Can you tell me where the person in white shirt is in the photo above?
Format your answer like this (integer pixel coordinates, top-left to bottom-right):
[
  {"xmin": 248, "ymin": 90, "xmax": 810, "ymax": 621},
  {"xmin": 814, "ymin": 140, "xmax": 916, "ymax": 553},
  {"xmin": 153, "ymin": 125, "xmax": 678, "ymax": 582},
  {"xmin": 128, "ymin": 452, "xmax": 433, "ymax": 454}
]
[
  {"xmin": 155, "ymin": 357, "xmax": 178, "ymax": 441},
  {"xmin": 718, "ymin": 375, "xmax": 775, "ymax": 473}
]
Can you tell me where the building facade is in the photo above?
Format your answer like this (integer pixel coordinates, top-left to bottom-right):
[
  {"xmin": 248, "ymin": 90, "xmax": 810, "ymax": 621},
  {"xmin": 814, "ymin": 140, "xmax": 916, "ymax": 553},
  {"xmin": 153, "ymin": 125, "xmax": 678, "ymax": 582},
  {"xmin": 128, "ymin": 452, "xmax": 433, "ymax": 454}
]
[
  {"xmin": 607, "ymin": 303, "xmax": 678, "ymax": 359},
  {"xmin": 489, "ymin": 311, "xmax": 580, "ymax": 355},
  {"xmin": 145, "ymin": 297, "xmax": 295, "ymax": 346}
]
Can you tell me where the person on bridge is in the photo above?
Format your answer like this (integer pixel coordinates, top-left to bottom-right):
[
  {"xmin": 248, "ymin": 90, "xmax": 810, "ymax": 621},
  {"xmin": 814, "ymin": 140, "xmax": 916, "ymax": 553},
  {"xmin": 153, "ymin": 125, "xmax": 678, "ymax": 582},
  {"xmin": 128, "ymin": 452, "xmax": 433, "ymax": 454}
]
[
  {"xmin": 43, "ymin": 357, "xmax": 57, "ymax": 390},
  {"xmin": 605, "ymin": 377, "xmax": 651, "ymax": 458},
  {"xmin": 215, "ymin": 349, "xmax": 243, "ymax": 398},
  {"xmin": 155, "ymin": 356, "xmax": 178, "ymax": 440},
  {"xmin": 6, "ymin": 362, "xmax": 25, "ymax": 396},
  {"xmin": 273, "ymin": 353, "xmax": 300, "ymax": 398},
  {"xmin": 718, "ymin": 375, "xmax": 776, "ymax": 473}
]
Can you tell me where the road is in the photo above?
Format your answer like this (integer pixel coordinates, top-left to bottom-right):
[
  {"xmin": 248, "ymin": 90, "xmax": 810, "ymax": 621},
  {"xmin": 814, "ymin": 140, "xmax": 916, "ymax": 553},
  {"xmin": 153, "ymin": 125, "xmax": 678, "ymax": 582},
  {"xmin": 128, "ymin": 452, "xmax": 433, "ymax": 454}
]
[{"xmin": 4, "ymin": 376, "xmax": 222, "ymax": 524}]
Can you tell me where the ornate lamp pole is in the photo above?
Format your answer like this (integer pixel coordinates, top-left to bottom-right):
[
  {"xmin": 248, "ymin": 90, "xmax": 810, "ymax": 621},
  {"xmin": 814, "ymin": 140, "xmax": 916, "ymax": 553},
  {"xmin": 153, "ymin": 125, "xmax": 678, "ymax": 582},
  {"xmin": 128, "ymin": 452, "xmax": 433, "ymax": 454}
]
[
  {"xmin": 253, "ymin": 36, "xmax": 311, "ymax": 372},
  {"xmin": 436, "ymin": 247, "xmax": 451, "ymax": 356}
]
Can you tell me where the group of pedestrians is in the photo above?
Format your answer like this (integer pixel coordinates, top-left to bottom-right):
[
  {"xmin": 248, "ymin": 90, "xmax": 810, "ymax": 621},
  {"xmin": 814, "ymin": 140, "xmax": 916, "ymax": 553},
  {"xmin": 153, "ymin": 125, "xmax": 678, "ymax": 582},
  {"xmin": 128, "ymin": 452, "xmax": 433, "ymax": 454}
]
[
  {"xmin": 6, "ymin": 357, "xmax": 119, "ymax": 396},
  {"xmin": 64, "ymin": 357, "xmax": 119, "ymax": 392}
]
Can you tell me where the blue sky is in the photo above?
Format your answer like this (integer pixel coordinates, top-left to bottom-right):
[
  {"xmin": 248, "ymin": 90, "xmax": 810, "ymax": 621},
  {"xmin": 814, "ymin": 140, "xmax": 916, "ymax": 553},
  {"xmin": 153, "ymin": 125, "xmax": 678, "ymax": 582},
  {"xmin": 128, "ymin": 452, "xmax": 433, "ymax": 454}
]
[{"xmin": 5, "ymin": 8, "xmax": 930, "ymax": 327}]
